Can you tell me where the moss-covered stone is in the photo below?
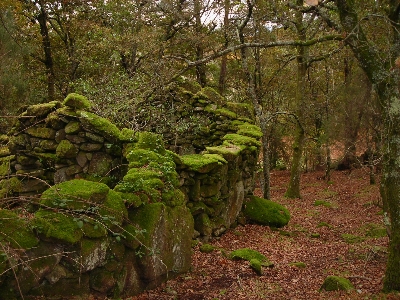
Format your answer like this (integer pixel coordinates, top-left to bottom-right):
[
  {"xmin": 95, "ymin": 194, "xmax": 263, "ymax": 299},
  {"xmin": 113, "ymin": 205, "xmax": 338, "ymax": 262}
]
[
  {"xmin": 26, "ymin": 101, "xmax": 60, "ymax": 117},
  {"xmin": 135, "ymin": 131, "xmax": 165, "ymax": 155},
  {"xmin": 65, "ymin": 121, "xmax": 81, "ymax": 134},
  {"xmin": 229, "ymin": 248, "xmax": 273, "ymax": 267},
  {"xmin": 120, "ymin": 128, "xmax": 136, "ymax": 142},
  {"xmin": 99, "ymin": 189, "xmax": 128, "ymax": 227},
  {"xmin": 0, "ymin": 209, "xmax": 39, "ymax": 249},
  {"xmin": 33, "ymin": 210, "xmax": 83, "ymax": 243},
  {"xmin": 249, "ymin": 258, "xmax": 263, "ymax": 275},
  {"xmin": 40, "ymin": 179, "xmax": 110, "ymax": 210},
  {"xmin": 56, "ymin": 139, "xmax": 78, "ymax": 158},
  {"xmin": 0, "ymin": 177, "xmax": 21, "ymax": 197},
  {"xmin": 201, "ymin": 87, "xmax": 225, "ymax": 106},
  {"xmin": 237, "ymin": 123, "xmax": 263, "ymax": 139},
  {"xmin": 181, "ymin": 154, "xmax": 225, "ymax": 173},
  {"xmin": 0, "ymin": 157, "xmax": 13, "ymax": 177},
  {"xmin": 223, "ymin": 133, "xmax": 261, "ymax": 147},
  {"xmin": 0, "ymin": 146, "xmax": 11, "ymax": 157},
  {"xmin": 63, "ymin": 93, "xmax": 92, "ymax": 109},
  {"xmin": 78, "ymin": 110, "xmax": 121, "ymax": 143},
  {"xmin": 26, "ymin": 127, "xmax": 56, "ymax": 139},
  {"xmin": 199, "ymin": 243, "xmax": 215, "ymax": 253},
  {"xmin": 205, "ymin": 144, "xmax": 244, "ymax": 161},
  {"xmin": 243, "ymin": 196, "xmax": 290, "ymax": 228},
  {"xmin": 320, "ymin": 275, "xmax": 354, "ymax": 292},
  {"xmin": 225, "ymin": 102, "xmax": 254, "ymax": 119}
]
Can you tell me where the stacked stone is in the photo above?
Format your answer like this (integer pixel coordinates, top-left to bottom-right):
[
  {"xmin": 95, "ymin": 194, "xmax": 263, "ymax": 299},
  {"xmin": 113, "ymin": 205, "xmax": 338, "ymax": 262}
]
[
  {"xmin": 177, "ymin": 123, "xmax": 262, "ymax": 241},
  {"xmin": 6, "ymin": 94, "xmax": 127, "ymax": 196},
  {"xmin": 135, "ymin": 80, "xmax": 254, "ymax": 155}
]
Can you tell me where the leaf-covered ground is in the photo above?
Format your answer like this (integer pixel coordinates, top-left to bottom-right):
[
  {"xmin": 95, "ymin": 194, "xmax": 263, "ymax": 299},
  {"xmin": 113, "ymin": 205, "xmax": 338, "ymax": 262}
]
[{"xmin": 131, "ymin": 169, "xmax": 394, "ymax": 300}]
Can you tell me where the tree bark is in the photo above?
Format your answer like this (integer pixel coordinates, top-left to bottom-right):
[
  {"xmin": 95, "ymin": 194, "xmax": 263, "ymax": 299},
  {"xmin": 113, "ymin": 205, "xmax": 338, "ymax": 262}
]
[
  {"xmin": 335, "ymin": 0, "xmax": 400, "ymax": 291},
  {"xmin": 37, "ymin": 0, "xmax": 55, "ymax": 101},
  {"xmin": 285, "ymin": 0, "xmax": 307, "ymax": 199}
]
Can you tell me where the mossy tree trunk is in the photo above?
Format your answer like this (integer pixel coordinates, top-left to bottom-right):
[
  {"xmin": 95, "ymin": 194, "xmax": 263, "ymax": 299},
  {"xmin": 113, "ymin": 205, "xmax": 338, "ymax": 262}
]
[
  {"xmin": 335, "ymin": 0, "xmax": 400, "ymax": 292},
  {"xmin": 285, "ymin": 0, "xmax": 307, "ymax": 199}
]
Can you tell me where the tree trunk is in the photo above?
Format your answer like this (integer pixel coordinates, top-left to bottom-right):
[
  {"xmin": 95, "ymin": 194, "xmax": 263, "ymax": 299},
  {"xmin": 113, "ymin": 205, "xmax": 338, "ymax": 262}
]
[
  {"xmin": 285, "ymin": 0, "xmax": 307, "ymax": 198},
  {"xmin": 37, "ymin": 0, "xmax": 55, "ymax": 101},
  {"xmin": 194, "ymin": 0, "xmax": 207, "ymax": 87},
  {"xmin": 218, "ymin": 0, "xmax": 230, "ymax": 95},
  {"xmin": 335, "ymin": 0, "xmax": 400, "ymax": 291}
]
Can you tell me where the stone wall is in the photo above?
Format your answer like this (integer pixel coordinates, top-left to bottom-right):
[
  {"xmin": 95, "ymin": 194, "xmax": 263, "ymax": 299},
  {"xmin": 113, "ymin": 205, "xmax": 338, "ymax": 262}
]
[{"xmin": 0, "ymin": 88, "xmax": 262, "ymax": 298}]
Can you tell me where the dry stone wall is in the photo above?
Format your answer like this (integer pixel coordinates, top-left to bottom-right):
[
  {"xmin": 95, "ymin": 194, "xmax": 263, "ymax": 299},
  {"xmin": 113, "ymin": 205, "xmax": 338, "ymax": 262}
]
[{"xmin": 0, "ymin": 87, "xmax": 262, "ymax": 298}]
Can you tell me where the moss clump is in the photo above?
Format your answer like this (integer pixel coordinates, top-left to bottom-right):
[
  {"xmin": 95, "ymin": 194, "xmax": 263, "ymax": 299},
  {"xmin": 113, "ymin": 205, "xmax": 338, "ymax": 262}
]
[
  {"xmin": 41, "ymin": 179, "xmax": 110, "ymax": 210},
  {"xmin": 249, "ymin": 258, "xmax": 262, "ymax": 275},
  {"xmin": 78, "ymin": 111, "xmax": 121, "ymax": 143},
  {"xmin": 0, "ymin": 146, "xmax": 10, "ymax": 157},
  {"xmin": 205, "ymin": 144, "xmax": 244, "ymax": 161},
  {"xmin": 63, "ymin": 93, "xmax": 92, "ymax": 109},
  {"xmin": 26, "ymin": 101, "xmax": 60, "ymax": 117},
  {"xmin": 320, "ymin": 275, "xmax": 354, "ymax": 292},
  {"xmin": 317, "ymin": 222, "xmax": 332, "ymax": 228},
  {"xmin": 237, "ymin": 123, "xmax": 263, "ymax": 139},
  {"xmin": 201, "ymin": 87, "xmax": 225, "ymax": 105},
  {"xmin": 181, "ymin": 154, "xmax": 226, "ymax": 173},
  {"xmin": 363, "ymin": 223, "xmax": 387, "ymax": 238},
  {"xmin": 289, "ymin": 262, "xmax": 306, "ymax": 268},
  {"xmin": 120, "ymin": 128, "xmax": 136, "ymax": 142},
  {"xmin": 226, "ymin": 102, "xmax": 254, "ymax": 119},
  {"xmin": 229, "ymin": 248, "xmax": 273, "ymax": 267},
  {"xmin": 341, "ymin": 233, "xmax": 366, "ymax": 244},
  {"xmin": 135, "ymin": 131, "xmax": 165, "ymax": 155},
  {"xmin": 223, "ymin": 133, "xmax": 261, "ymax": 148},
  {"xmin": 0, "ymin": 209, "xmax": 39, "ymax": 249},
  {"xmin": 0, "ymin": 177, "xmax": 21, "ymax": 198},
  {"xmin": 33, "ymin": 210, "xmax": 83, "ymax": 243},
  {"xmin": 314, "ymin": 200, "xmax": 333, "ymax": 208},
  {"xmin": 99, "ymin": 189, "xmax": 127, "ymax": 227},
  {"xmin": 26, "ymin": 127, "xmax": 56, "ymax": 139},
  {"xmin": 243, "ymin": 196, "xmax": 290, "ymax": 228},
  {"xmin": 199, "ymin": 243, "xmax": 215, "ymax": 253},
  {"xmin": 214, "ymin": 108, "xmax": 237, "ymax": 119},
  {"xmin": 56, "ymin": 139, "xmax": 78, "ymax": 158}
]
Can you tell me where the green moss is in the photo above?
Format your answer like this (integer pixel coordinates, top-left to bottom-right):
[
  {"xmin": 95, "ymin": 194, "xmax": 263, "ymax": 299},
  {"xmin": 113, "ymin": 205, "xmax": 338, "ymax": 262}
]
[
  {"xmin": 63, "ymin": 93, "xmax": 92, "ymax": 109},
  {"xmin": 0, "ymin": 209, "xmax": 39, "ymax": 249},
  {"xmin": 199, "ymin": 243, "xmax": 215, "ymax": 253},
  {"xmin": 289, "ymin": 262, "xmax": 307, "ymax": 268},
  {"xmin": 181, "ymin": 154, "xmax": 225, "ymax": 173},
  {"xmin": 363, "ymin": 223, "xmax": 387, "ymax": 238},
  {"xmin": 229, "ymin": 248, "xmax": 273, "ymax": 267},
  {"xmin": 162, "ymin": 188, "xmax": 186, "ymax": 207},
  {"xmin": 129, "ymin": 202, "xmax": 165, "ymax": 245},
  {"xmin": 126, "ymin": 148, "xmax": 162, "ymax": 165},
  {"xmin": 40, "ymin": 179, "xmax": 110, "ymax": 210},
  {"xmin": 0, "ymin": 177, "xmax": 21, "ymax": 195},
  {"xmin": 33, "ymin": 210, "xmax": 83, "ymax": 243},
  {"xmin": 78, "ymin": 110, "xmax": 121, "ymax": 142},
  {"xmin": 99, "ymin": 189, "xmax": 128, "ymax": 227},
  {"xmin": 223, "ymin": 133, "xmax": 261, "ymax": 147},
  {"xmin": 135, "ymin": 131, "xmax": 165, "ymax": 155},
  {"xmin": 116, "ymin": 192, "xmax": 143, "ymax": 208},
  {"xmin": 0, "ymin": 158, "xmax": 12, "ymax": 177},
  {"xmin": 121, "ymin": 224, "xmax": 141, "ymax": 249},
  {"xmin": 243, "ymin": 196, "xmax": 290, "ymax": 228},
  {"xmin": 249, "ymin": 258, "xmax": 263, "ymax": 275},
  {"xmin": 317, "ymin": 222, "xmax": 332, "ymax": 228},
  {"xmin": 56, "ymin": 139, "xmax": 78, "ymax": 158},
  {"xmin": 26, "ymin": 101, "xmax": 60, "ymax": 117},
  {"xmin": 120, "ymin": 128, "xmax": 136, "ymax": 142},
  {"xmin": 205, "ymin": 144, "xmax": 244, "ymax": 161},
  {"xmin": 225, "ymin": 102, "xmax": 254, "ymax": 119},
  {"xmin": 65, "ymin": 121, "xmax": 81, "ymax": 134},
  {"xmin": 0, "ymin": 146, "xmax": 10, "ymax": 157},
  {"xmin": 320, "ymin": 275, "xmax": 354, "ymax": 292},
  {"xmin": 202, "ymin": 87, "xmax": 225, "ymax": 105},
  {"xmin": 26, "ymin": 126, "xmax": 56, "ymax": 139},
  {"xmin": 215, "ymin": 108, "xmax": 237, "ymax": 119},
  {"xmin": 314, "ymin": 200, "xmax": 333, "ymax": 208},
  {"xmin": 341, "ymin": 233, "xmax": 366, "ymax": 244},
  {"xmin": 237, "ymin": 123, "xmax": 263, "ymax": 139}
]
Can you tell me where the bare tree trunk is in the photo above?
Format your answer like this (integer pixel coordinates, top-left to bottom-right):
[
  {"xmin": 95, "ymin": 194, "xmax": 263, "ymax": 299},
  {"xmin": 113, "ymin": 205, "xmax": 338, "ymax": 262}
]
[
  {"xmin": 218, "ymin": 0, "xmax": 230, "ymax": 95},
  {"xmin": 285, "ymin": 0, "xmax": 307, "ymax": 198},
  {"xmin": 37, "ymin": 0, "xmax": 55, "ymax": 101}
]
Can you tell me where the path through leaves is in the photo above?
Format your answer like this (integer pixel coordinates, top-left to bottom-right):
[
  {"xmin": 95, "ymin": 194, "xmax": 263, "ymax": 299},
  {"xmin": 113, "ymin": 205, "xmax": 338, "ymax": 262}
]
[{"xmin": 131, "ymin": 169, "xmax": 391, "ymax": 300}]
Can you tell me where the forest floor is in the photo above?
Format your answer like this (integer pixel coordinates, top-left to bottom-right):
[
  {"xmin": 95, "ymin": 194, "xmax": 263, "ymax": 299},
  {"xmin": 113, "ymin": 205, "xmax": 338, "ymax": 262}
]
[{"xmin": 130, "ymin": 169, "xmax": 397, "ymax": 300}]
